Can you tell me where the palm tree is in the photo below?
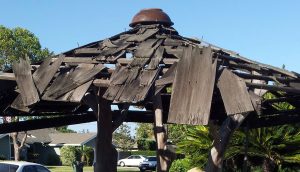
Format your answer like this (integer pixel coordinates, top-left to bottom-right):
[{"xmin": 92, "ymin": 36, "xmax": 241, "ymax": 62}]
[
  {"xmin": 176, "ymin": 125, "xmax": 213, "ymax": 169},
  {"xmin": 79, "ymin": 146, "xmax": 94, "ymax": 166},
  {"xmin": 226, "ymin": 125, "xmax": 300, "ymax": 171}
]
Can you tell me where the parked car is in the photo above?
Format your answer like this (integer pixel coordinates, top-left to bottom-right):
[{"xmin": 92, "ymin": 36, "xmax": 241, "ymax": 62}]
[
  {"xmin": 0, "ymin": 161, "xmax": 50, "ymax": 172},
  {"xmin": 139, "ymin": 156, "xmax": 157, "ymax": 172},
  {"xmin": 117, "ymin": 155, "xmax": 147, "ymax": 167}
]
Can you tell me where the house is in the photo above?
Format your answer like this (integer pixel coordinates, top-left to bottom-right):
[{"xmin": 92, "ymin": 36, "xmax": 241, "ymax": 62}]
[
  {"xmin": 0, "ymin": 128, "xmax": 97, "ymax": 165},
  {"xmin": 49, "ymin": 132, "xmax": 96, "ymax": 156},
  {"xmin": 0, "ymin": 134, "xmax": 10, "ymax": 160}
]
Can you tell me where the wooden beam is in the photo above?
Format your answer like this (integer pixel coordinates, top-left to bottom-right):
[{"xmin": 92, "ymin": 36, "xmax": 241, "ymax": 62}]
[
  {"xmin": 0, "ymin": 114, "xmax": 96, "ymax": 134},
  {"xmin": 0, "ymin": 72, "xmax": 112, "ymax": 88},
  {"xmin": 112, "ymin": 104, "xmax": 129, "ymax": 132},
  {"xmin": 233, "ymin": 71, "xmax": 300, "ymax": 83},
  {"xmin": 50, "ymin": 57, "xmax": 100, "ymax": 64},
  {"xmin": 117, "ymin": 58, "xmax": 178, "ymax": 65},
  {"xmin": 0, "ymin": 73, "xmax": 15, "ymax": 81},
  {"xmin": 246, "ymin": 82, "xmax": 300, "ymax": 94}
]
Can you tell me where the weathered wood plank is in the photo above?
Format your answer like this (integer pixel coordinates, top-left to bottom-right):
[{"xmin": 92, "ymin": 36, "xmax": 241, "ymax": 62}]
[
  {"xmin": 133, "ymin": 69, "xmax": 160, "ymax": 102},
  {"xmin": 12, "ymin": 57, "xmax": 40, "ymax": 106},
  {"xmin": 33, "ymin": 55, "xmax": 64, "ymax": 94},
  {"xmin": 147, "ymin": 46, "xmax": 165, "ymax": 70},
  {"xmin": 117, "ymin": 58, "xmax": 178, "ymax": 65},
  {"xmin": 113, "ymin": 67, "xmax": 140, "ymax": 101},
  {"xmin": 11, "ymin": 95, "xmax": 30, "ymax": 112},
  {"xmin": 99, "ymin": 43, "xmax": 131, "ymax": 57},
  {"xmin": 134, "ymin": 39, "xmax": 163, "ymax": 58},
  {"xmin": 126, "ymin": 28, "xmax": 159, "ymax": 42},
  {"xmin": 74, "ymin": 48, "xmax": 101, "ymax": 55},
  {"xmin": 246, "ymin": 82, "xmax": 300, "ymax": 94},
  {"xmin": 102, "ymin": 66, "xmax": 129, "ymax": 101},
  {"xmin": 104, "ymin": 63, "xmax": 159, "ymax": 103},
  {"xmin": 106, "ymin": 50, "xmax": 126, "ymax": 62},
  {"xmin": 163, "ymin": 38, "xmax": 183, "ymax": 46},
  {"xmin": 43, "ymin": 64, "xmax": 104, "ymax": 100},
  {"xmin": 42, "ymin": 68, "xmax": 74, "ymax": 101},
  {"xmin": 53, "ymin": 57, "xmax": 99, "ymax": 64},
  {"xmin": 93, "ymin": 79, "xmax": 110, "ymax": 87},
  {"xmin": 168, "ymin": 46, "xmax": 217, "ymax": 125},
  {"xmin": 217, "ymin": 68, "xmax": 254, "ymax": 115},
  {"xmin": 69, "ymin": 80, "xmax": 93, "ymax": 102},
  {"xmin": 129, "ymin": 58, "xmax": 149, "ymax": 68},
  {"xmin": 164, "ymin": 46, "xmax": 183, "ymax": 59},
  {"xmin": 155, "ymin": 62, "xmax": 177, "ymax": 95}
]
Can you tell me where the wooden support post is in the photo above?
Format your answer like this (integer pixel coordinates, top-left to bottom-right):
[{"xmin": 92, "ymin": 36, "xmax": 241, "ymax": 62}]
[
  {"xmin": 242, "ymin": 124, "xmax": 249, "ymax": 172},
  {"xmin": 206, "ymin": 113, "xmax": 248, "ymax": 172},
  {"xmin": 92, "ymin": 88, "xmax": 116, "ymax": 172},
  {"xmin": 112, "ymin": 104, "xmax": 130, "ymax": 132},
  {"xmin": 153, "ymin": 93, "xmax": 173, "ymax": 172}
]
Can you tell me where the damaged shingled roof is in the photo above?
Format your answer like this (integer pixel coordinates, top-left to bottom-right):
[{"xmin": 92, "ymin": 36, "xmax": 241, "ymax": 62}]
[{"xmin": 0, "ymin": 9, "xmax": 300, "ymax": 130}]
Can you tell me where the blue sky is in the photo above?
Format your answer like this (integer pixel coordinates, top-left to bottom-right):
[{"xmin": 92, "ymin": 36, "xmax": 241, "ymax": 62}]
[{"xmin": 1, "ymin": 1, "xmax": 299, "ymax": 133}]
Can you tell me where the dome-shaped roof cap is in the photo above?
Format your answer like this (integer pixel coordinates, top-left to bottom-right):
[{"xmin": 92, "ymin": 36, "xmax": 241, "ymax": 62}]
[{"xmin": 129, "ymin": 8, "xmax": 174, "ymax": 27}]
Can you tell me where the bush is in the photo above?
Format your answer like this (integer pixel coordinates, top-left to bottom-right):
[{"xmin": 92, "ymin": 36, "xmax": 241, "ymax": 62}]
[
  {"xmin": 60, "ymin": 146, "xmax": 80, "ymax": 166},
  {"xmin": 169, "ymin": 158, "xmax": 191, "ymax": 172},
  {"xmin": 46, "ymin": 153, "xmax": 61, "ymax": 166},
  {"xmin": 137, "ymin": 139, "xmax": 156, "ymax": 150},
  {"xmin": 0, "ymin": 154, "xmax": 6, "ymax": 160},
  {"xmin": 130, "ymin": 150, "xmax": 156, "ymax": 157}
]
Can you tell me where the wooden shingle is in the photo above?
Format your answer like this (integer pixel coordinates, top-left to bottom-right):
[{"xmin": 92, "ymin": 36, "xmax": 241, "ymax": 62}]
[
  {"xmin": 168, "ymin": 46, "xmax": 217, "ymax": 125},
  {"xmin": 217, "ymin": 68, "xmax": 254, "ymax": 115}
]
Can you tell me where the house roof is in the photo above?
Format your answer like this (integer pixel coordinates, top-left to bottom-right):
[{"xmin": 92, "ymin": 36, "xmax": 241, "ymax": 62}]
[
  {"xmin": 0, "ymin": 134, "xmax": 8, "ymax": 139},
  {"xmin": 16, "ymin": 128, "xmax": 96, "ymax": 146},
  {"xmin": 17, "ymin": 128, "xmax": 59, "ymax": 144},
  {"xmin": 49, "ymin": 132, "xmax": 96, "ymax": 146}
]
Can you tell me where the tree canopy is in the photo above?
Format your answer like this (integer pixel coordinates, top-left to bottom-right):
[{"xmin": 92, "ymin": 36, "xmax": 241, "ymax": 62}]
[
  {"xmin": 0, "ymin": 25, "xmax": 52, "ymax": 70},
  {"xmin": 113, "ymin": 123, "xmax": 134, "ymax": 151}
]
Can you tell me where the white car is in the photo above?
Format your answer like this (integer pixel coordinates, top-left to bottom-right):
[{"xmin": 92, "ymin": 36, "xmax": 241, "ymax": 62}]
[
  {"xmin": 0, "ymin": 161, "xmax": 50, "ymax": 172},
  {"xmin": 118, "ymin": 155, "xmax": 147, "ymax": 167}
]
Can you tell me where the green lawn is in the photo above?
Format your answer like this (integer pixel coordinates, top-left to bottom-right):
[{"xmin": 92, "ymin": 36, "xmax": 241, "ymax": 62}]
[{"xmin": 47, "ymin": 166, "xmax": 140, "ymax": 172}]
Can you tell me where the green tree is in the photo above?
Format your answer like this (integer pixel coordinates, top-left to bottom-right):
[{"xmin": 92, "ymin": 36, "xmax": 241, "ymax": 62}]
[
  {"xmin": 0, "ymin": 25, "xmax": 53, "ymax": 161},
  {"xmin": 60, "ymin": 146, "xmax": 80, "ymax": 166},
  {"xmin": 113, "ymin": 123, "xmax": 134, "ymax": 151},
  {"xmin": 56, "ymin": 126, "xmax": 76, "ymax": 133},
  {"xmin": 0, "ymin": 25, "xmax": 52, "ymax": 70},
  {"xmin": 168, "ymin": 124, "xmax": 190, "ymax": 144},
  {"xmin": 136, "ymin": 123, "xmax": 154, "ymax": 139},
  {"xmin": 135, "ymin": 123, "xmax": 155, "ymax": 150}
]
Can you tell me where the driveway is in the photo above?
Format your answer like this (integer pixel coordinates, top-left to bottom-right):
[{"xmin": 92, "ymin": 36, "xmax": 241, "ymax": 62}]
[{"xmin": 117, "ymin": 166, "xmax": 140, "ymax": 172}]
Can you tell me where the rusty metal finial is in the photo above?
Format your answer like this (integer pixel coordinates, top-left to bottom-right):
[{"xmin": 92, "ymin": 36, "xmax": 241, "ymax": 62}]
[{"xmin": 129, "ymin": 8, "xmax": 174, "ymax": 27}]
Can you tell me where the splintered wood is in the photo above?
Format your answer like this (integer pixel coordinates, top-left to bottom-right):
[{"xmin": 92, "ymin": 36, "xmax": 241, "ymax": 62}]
[
  {"xmin": 217, "ymin": 68, "xmax": 254, "ymax": 115},
  {"xmin": 43, "ymin": 64, "xmax": 104, "ymax": 100},
  {"xmin": 103, "ymin": 66, "xmax": 159, "ymax": 103},
  {"xmin": 168, "ymin": 46, "xmax": 217, "ymax": 125},
  {"xmin": 12, "ymin": 57, "xmax": 40, "ymax": 106},
  {"xmin": 33, "ymin": 55, "xmax": 65, "ymax": 94}
]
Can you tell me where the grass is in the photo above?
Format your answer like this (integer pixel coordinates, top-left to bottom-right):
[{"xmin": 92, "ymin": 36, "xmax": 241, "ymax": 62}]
[{"xmin": 47, "ymin": 166, "xmax": 140, "ymax": 172}]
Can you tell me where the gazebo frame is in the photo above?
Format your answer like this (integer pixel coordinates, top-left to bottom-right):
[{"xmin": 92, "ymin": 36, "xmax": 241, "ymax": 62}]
[{"xmin": 1, "ymin": 9, "xmax": 300, "ymax": 172}]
